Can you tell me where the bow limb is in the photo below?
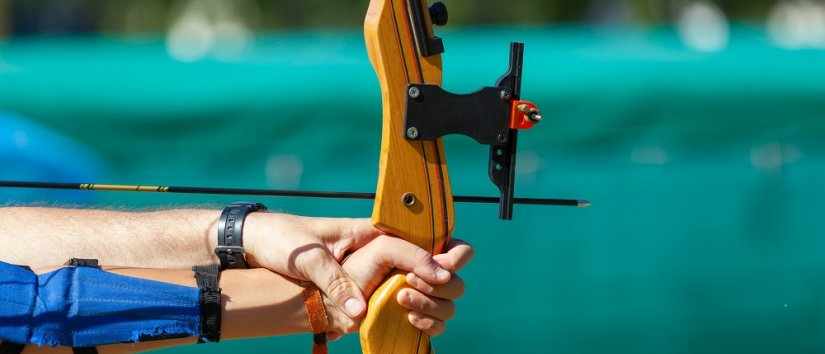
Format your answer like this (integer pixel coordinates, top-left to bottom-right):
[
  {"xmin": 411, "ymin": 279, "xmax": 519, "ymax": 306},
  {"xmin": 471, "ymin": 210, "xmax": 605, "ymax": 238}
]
[{"xmin": 360, "ymin": 1, "xmax": 454, "ymax": 353}]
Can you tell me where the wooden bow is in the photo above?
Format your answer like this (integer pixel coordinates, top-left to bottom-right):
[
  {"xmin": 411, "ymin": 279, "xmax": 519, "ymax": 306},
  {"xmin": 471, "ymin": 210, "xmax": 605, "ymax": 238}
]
[{"xmin": 360, "ymin": 1, "xmax": 452, "ymax": 353}]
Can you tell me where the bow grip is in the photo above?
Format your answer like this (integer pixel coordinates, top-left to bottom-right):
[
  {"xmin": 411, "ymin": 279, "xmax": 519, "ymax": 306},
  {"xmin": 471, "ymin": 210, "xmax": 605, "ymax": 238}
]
[{"xmin": 359, "ymin": 272, "xmax": 433, "ymax": 354}]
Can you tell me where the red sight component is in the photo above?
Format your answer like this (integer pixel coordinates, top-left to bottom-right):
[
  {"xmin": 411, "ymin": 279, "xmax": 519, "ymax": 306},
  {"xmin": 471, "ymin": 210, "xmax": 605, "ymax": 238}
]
[{"xmin": 509, "ymin": 100, "xmax": 542, "ymax": 130}]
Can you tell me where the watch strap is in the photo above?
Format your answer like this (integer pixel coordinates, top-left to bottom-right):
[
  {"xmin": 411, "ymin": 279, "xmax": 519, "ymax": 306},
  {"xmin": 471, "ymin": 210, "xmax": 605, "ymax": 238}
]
[
  {"xmin": 215, "ymin": 202, "xmax": 266, "ymax": 270},
  {"xmin": 194, "ymin": 264, "xmax": 222, "ymax": 343}
]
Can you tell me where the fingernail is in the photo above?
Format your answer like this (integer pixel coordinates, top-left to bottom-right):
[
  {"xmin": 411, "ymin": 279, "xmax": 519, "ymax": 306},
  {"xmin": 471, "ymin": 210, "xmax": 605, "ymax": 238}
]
[
  {"xmin": 436, "ymin": 268, "xmax": 450, "ymax": 280},
  {"xmin": 344, "ymin": 298, "xmax": 365, "ymax": 317}
]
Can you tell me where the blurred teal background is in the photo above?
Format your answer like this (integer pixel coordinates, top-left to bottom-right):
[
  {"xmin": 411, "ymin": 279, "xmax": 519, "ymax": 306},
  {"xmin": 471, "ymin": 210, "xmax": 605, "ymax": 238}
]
[{"xmin": 2, "ymin": 1, "xmax": 825, "ymax": 354}]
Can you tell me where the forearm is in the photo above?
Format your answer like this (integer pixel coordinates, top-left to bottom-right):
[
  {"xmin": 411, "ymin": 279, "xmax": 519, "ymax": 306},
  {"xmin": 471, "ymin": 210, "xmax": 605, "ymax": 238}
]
[
  {"xmin": 23, "ymin": 267, "xmax": 311, "ymax": 354},
  {"xmin": 0, "ymin": 207, "xmax": 220, "ymax": 269}
]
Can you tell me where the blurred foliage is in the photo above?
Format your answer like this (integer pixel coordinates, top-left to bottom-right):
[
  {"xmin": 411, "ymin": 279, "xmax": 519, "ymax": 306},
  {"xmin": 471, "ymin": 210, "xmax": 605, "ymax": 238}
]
[
  {"xmin": 0, "ymin": 0, "xmax": 785, "ymax": 36},
  {"xmin": 0, "ymin": 0, "xmax": 8, "ymax": 36}
]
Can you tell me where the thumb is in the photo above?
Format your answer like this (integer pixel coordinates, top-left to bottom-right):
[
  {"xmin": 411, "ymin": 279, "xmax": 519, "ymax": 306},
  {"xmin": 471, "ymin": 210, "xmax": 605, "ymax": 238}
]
[{"xmin": 300, "ymin": 247, "xmax": 367, "ymax": 318}]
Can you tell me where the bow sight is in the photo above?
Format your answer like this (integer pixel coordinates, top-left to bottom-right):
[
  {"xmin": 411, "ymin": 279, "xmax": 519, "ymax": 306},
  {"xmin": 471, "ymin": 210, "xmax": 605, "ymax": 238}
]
[
  {"xmin": 404, "ymin": 42, "xmax": 538, "ymax": 219},
  {"xmin": 402, "ymin": 1, "xmax": 562, "ymax": 219}
]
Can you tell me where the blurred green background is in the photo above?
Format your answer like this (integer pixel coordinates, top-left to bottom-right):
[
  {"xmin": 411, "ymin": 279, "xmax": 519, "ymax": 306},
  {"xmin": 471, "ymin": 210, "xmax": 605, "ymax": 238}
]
[{"xmin": 1, "ymin": 1, "xmax": 824, "ymax": 354}]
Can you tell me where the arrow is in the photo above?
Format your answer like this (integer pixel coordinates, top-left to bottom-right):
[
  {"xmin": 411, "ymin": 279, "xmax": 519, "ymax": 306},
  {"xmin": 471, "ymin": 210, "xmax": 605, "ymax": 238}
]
[{"xmin": 0, "ymin": 180, "xmax": 590, "ymax": 208}]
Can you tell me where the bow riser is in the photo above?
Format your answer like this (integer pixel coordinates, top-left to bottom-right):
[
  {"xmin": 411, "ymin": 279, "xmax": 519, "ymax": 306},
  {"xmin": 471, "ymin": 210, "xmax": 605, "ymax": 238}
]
[{"xmin": 361, "ymin": 0, "xmax": 454, "ymax": 353}]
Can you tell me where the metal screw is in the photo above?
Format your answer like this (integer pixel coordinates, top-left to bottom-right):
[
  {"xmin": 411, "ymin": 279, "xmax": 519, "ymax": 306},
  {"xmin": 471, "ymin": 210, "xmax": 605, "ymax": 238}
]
[
  {"xmin": 500, "ymin": 90, "xmax": 511, "ymax": 100},
  {"xmin": 495, "ymin": 164, "xmax": 503, "ymax": 171},
  {"xmin": 518, "ymin": 103, "xmax": 542, "ymax": 123},
  {"xmin": 401, "ymin": 192, "xmax": 416, "ymax": 206},
  {"xmin": 406, "ymin": 127, "xmax": 420, "ymax": 139},
  {"xmin": 408, "ymin": 86, "xmax": 421, "ymax": 99}
]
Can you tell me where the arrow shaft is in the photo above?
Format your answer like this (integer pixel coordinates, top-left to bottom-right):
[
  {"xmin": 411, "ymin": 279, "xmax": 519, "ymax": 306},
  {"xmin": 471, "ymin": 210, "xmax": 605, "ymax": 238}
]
[{"xmin": 0, "ymin": 180, "xmax": 589, "ymax": 208}]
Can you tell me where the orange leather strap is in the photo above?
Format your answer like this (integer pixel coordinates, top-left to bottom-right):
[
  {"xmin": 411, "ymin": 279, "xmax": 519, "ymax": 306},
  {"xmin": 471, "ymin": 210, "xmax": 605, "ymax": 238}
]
[{"xmin": 302, "ymin": 287, "xmax": 329, "ymax": 354}]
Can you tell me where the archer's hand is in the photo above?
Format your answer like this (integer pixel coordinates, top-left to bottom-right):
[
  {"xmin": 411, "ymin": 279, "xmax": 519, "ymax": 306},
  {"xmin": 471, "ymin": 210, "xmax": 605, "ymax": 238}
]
[
  {"xmin": 325, "ymin": 237, "xmax": 474, "ymax": 339},
  {"xmin": 243, "ymin": 214, "xmax": 381, "ymax": 318}
]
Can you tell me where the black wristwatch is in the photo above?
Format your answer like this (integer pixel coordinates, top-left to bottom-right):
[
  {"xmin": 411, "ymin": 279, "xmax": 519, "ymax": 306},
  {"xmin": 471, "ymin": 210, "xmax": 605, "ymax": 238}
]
[{"xmin": 215, "ymin": 202, "xmax": 267, "ymax": 270}]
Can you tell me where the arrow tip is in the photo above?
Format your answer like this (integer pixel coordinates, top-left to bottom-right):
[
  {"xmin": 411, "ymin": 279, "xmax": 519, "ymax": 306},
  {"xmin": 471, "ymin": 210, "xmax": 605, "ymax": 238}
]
[{"xmin": 577, "ymin": 200, "xmax": 592, "ymax": 208}]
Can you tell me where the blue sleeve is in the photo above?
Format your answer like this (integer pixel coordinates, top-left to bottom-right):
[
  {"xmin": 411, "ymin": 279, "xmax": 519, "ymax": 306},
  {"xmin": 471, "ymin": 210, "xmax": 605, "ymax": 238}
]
[
  {"xmin": 0, "ymin": 262, "xmax": 37, "ymax": 344},
  {"xmin": 0, "ymin": 261, "xmax": 202, "ymax": 347}
]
